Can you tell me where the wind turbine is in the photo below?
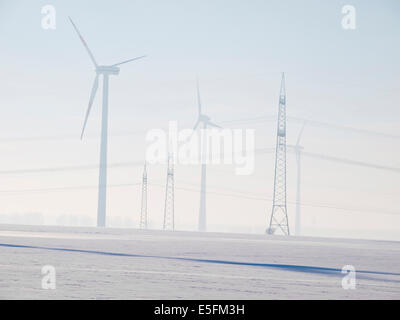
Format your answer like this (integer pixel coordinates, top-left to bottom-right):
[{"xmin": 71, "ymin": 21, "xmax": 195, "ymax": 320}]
[
  {"xmin": 294, "ymin": 121, "xmax": 306, "ymax": 236},
  {"xmin": 191, "ymin": 79, "xmax": 221, "ymax": 232},
  {"xmin": 69, "ymin": 17, "xmax": 146, "ymax": 227}
]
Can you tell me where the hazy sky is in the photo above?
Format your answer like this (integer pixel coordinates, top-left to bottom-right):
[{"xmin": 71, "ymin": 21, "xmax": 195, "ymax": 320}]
[{"xmin": 0, "ymin": 0, "xmax": 399, "ymax": 240}]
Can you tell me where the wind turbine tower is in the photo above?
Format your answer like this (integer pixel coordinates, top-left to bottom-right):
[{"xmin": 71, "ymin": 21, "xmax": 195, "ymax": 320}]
[
  {"xmin": 140, "ymin": 162, "xmax": 148, "ymax": 229},
  {"xmin": 191, "ymin": 79, "xmax": 222, "ymax": 232},
  {"xmin": 268, "ymin": 73, "xmax": 290, "ymax": 235},
  {"xmin": 69, "ymin": 17, "xmax": 146, "ymax": 227},
  {"xmin": 163, "ymin": 151, "xmax": 175, "ymax": 231},
  {"xmin": 293, "ymin": 121, "xmax": 306, "ymax": 236}
]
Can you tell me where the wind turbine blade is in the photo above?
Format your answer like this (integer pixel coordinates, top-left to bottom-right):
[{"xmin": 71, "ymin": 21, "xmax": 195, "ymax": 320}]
[
  {"xmin": 111, "ymin": 55, "xmax": 147, "ymax": 67},
  {"xmin": 207, "ymin": 121, "xmax": 222, "ymax": 129},
  {"xmin": 196, "ymin": 78, "xmax": 202, "ymax": 116},
  {"xmin": 296, "ymin": 121, "xmax": 307, "ymax": 146},
  {"xmin": 80, "ymin": 75, "xmax": 99, "ymax": 139},
  {"xmin": 185, "ymin": 120, "xmax": 201, "ymax": 143},
  {"xmin": 193, "ymin": 120, "xmax": 201, "ymax": 131},
  {"xmin": 69, "ymin": 17, "xmax": 98, "ymax": 68}
]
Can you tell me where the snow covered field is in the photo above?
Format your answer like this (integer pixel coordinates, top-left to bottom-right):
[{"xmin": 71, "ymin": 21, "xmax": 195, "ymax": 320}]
[{"xmin": 0, "ymin": 224, "xmax": 399, "ymax": 299}]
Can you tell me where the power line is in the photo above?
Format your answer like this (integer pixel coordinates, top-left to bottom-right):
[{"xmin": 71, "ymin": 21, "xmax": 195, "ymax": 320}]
[
  {"xmin": 0, "ymin": 147, "xmax": 399, "ymax": 176},
  {"xmin": 300, "ymin": 150, "xmax": 400, "ymax": 173},
  {"xmin": 288, "ymin": 116, "xmax": 400, "ymax": 140},
  {"xmin": 0, "ymin": 130, "xmax": 146, "ymax": 143},
  {"xmin": 148, "ymin": 182, "xmax": 400, "ymax": 217},
  {"xmin": 0, "ymin": 183, "xmax": 141, "ymax": 195},
  {"xmin": 256, "ymin": 147, "xmax": 400, "ymax": 173},
  {"xmin": 221, "ymin": 115, "xmax": 400, "ymax": 140},
  {"xmin": 1, "ymin": 114, "xmax": 398, "ymax": 143},
  {"xmin": 0, "ymin": 161, "xmax": 144, "ymax": 175},
  {"xmin": 0, "ymin": 179, "xmax": 398, "ymax": 217}
]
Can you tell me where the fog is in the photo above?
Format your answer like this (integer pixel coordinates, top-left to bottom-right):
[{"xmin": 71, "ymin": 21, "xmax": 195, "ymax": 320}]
[{"xmin": 0, "ymin": 0, "xmax": 399, "ymax": 241}]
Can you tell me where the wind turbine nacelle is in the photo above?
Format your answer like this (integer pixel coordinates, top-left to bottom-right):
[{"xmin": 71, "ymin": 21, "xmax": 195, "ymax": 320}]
[{"xmin": 96, "ymin": 66, "xmax": 120, "ymax": 75}]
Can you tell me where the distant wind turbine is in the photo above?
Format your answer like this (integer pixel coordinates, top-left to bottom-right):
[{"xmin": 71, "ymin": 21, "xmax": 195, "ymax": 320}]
[
  {"xmin": 191, "ymin": 79, "xmax": 222, "ymax": 232},
  {"xmin": 294, "ymin": 121, "xmax": 306, "ymax": 236},
  {"xmin": 69, "ymin": 17, "xmax": 146, "ymax": 227}
]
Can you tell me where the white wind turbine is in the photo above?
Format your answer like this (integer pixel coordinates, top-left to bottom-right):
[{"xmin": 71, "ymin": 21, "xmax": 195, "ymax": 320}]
[
  {"xmin": 69, "ymin": 17, "xmax": 146, "ymax": 227},
  {"xmin": 191, "ymin": 79, "xmax": 222, "ymax": 232},
  {"xmin": 294, "ymin": 121, "xmax": 306, "ymax": 236}
]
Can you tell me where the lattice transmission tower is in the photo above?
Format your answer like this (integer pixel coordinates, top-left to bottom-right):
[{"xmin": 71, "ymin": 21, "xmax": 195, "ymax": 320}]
[
  {"xmin": 163, "ymin": 151, "xmax": 175, "ymax": 231},
  {"xmin": 140, "ymin": 162, "xmax": 148, "ymax": 229},
  {"xmin": 268, "ymin": 73, "xmax": 290, "ymax": 235}
]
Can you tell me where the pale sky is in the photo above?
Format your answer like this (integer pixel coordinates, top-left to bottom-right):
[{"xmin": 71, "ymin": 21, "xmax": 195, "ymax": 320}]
[{"xmin": 0, "ymin": 0, "xmax": 399, "ymax": 240}]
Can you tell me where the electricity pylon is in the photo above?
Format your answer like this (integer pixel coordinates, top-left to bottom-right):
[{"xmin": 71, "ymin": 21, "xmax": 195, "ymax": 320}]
[
  {"xmin": 140, "ymin": 162, "xmax": 148, "ymax": 229},
  {"xmin": 163, "ymin": 151, "xmax": 175, "ymax": 231},
  {"xmin": 268, "ymin": 73, "xmax": 290, "ymax": 235}
]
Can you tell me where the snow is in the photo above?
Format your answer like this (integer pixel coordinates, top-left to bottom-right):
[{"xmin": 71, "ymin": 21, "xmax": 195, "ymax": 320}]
[{"xmin": 0, "ymin": 224, "xmax": 399, "ymax": 299}]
